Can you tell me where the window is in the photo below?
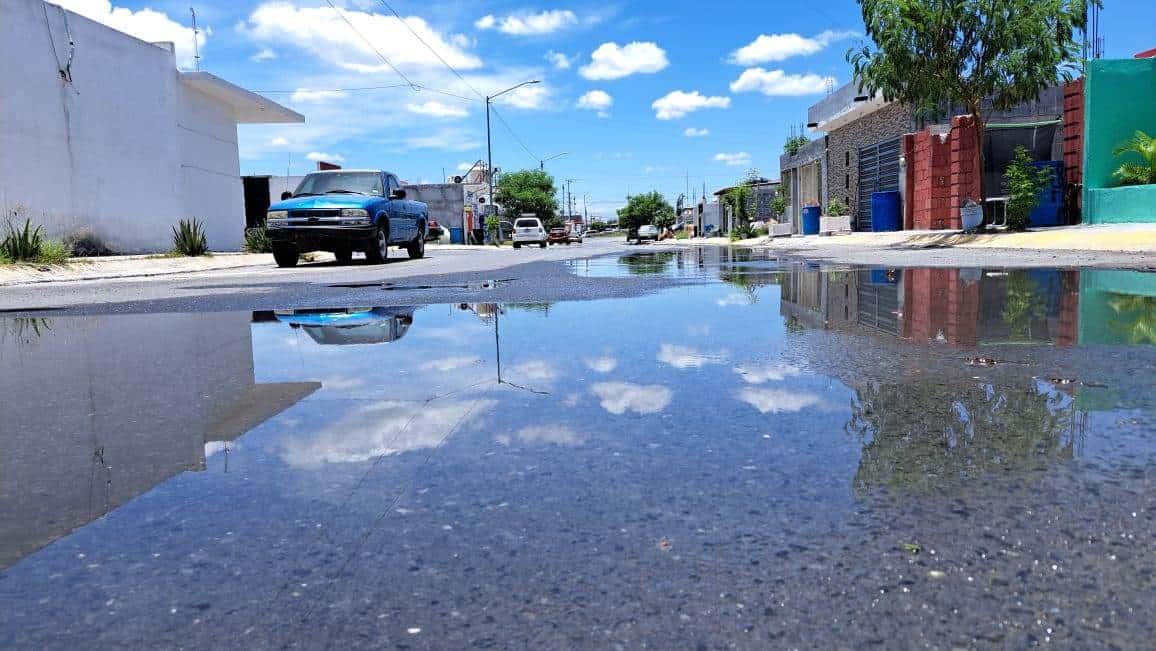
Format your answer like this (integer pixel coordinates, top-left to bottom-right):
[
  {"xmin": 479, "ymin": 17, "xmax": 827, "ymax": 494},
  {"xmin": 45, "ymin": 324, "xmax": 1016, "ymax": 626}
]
[
  {"xmin": 845, "ymin": 173, "xmax": 850, "ymax": 189},
  {"xmin": 845, "ymin": 151, "xmax": 850, "ymax": 166},
  {"xmin": 515, "ymin": 218, "xmax": 539, "ymax": 228}
]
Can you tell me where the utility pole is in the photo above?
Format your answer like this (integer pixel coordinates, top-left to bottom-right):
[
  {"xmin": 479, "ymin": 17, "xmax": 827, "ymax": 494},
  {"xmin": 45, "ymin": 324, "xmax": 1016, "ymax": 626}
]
[{"xmin": 485, "ymin": 80, "xmax": 540, "ymax": 242}]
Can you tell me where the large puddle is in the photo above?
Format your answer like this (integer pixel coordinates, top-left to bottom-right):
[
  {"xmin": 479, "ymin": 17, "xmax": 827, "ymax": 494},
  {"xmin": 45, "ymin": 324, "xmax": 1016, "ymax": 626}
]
[{"xmin": 2, "ymin": 252, "xmax": 1155, "ymax": 648}]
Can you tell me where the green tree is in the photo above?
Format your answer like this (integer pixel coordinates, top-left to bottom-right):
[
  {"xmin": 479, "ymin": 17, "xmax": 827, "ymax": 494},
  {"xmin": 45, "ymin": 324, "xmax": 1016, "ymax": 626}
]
[
  {"xmin": 848, "ymin": 0, "xmax": 1093, "ymax": 212},
  {"xmin": 1004, "ymin": 146, "xmax": 1053, "ymax": 231},
  {"xmin": 494, "ymin": 169, "xmax": 559, "ymax": 226},
  {"xmin": 617, "ymin": 191, "xmax": 675, "ymax": 232}
]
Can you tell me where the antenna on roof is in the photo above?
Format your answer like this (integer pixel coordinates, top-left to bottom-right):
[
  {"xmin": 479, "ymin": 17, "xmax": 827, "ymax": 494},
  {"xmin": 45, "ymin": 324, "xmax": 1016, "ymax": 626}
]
[
  {"xmin": 825, "ymin": 77, "xmax": 835, "ymax": 95},
  {"xmin": 190, "ymin": 7, "xmax": 201, "ymax": 71}
]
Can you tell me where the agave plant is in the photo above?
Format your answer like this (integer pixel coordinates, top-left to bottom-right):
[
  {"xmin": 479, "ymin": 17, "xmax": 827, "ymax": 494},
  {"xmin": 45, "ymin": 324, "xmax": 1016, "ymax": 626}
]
[
  {"xmin": 1112, "ymin": 131, "xmax": 1156, "ymax": 186},
  {"xmin": 172, "ymin": 218, "xmax": 209, "ymax": 256},
  {"xmin": 1, "ymin": 219, "xmax": 45, "ymax": 262}
]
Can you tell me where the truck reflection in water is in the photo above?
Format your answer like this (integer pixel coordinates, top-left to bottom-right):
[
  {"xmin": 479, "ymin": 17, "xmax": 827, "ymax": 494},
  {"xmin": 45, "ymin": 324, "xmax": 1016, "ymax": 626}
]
[{"xmin": 273, "ymin": 307, "xmax": 416, "ymax": 345}]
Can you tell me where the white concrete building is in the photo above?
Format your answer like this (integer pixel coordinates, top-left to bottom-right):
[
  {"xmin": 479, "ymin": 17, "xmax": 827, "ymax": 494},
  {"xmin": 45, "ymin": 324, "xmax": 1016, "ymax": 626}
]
[{"xmin": 0, "ymin": 0, "xmax": 303, "ymax": 253}]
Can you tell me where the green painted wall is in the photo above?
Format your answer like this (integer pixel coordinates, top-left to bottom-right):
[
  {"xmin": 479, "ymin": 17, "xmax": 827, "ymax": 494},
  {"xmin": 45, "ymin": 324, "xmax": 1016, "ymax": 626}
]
[{"xmin": 1083, "ymin": 58, "xmax": 1156, "ymax": 224}]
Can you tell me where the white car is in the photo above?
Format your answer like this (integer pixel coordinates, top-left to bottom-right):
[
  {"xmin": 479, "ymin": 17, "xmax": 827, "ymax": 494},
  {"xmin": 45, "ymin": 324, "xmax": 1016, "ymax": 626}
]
[
  {"xmin": 631, "ymin": 224, "xmax": 659, "ymax": 243},
  {"xmin": 512, "ymin": 217, "xmax": 547, "ymax": 249}
]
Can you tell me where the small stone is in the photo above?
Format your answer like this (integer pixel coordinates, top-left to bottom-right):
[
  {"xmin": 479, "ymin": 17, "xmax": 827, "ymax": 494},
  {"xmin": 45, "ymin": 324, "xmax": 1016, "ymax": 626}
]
[{"xmin": 407, "ymin": 628, "xmax": 421, "ymax": 635}]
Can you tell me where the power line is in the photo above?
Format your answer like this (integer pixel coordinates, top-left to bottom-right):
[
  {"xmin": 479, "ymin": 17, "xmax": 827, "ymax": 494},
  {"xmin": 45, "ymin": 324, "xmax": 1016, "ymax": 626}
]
[
  {"xmin": 323, "ymin": 0, "xmax": 418, "ymax": 89},
  {"xmin": 373, "ymin": 0, "xmax": 485, "ymax": 100},
  {"xmin": 254, "ymin": 83, "xmax": 410, "ymax": 94},
  {"xmin": 490, "ymin": 106, "xmax": 539, "ymax": 163}
]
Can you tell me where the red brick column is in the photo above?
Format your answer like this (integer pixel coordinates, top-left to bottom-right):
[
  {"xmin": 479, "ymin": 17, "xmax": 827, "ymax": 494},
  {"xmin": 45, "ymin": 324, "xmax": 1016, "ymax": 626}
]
[
  {"xmin": 947, "ymin": 115, "xmax": 980, "ymax": 230},
  {"xmin": 1062, "ymin": 79, "xmax": 1085, "ymax": 220}
]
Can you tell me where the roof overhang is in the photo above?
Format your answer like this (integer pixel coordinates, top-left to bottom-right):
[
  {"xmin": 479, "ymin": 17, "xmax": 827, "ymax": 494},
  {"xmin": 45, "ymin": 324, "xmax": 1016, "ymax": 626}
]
[
  {"xmin": 179, "ymin": 71, "xmax": 304, "ymax": 124},
  {"xmin": 813, "ymin": 92, "xmax": 889, "ymax": 132}
]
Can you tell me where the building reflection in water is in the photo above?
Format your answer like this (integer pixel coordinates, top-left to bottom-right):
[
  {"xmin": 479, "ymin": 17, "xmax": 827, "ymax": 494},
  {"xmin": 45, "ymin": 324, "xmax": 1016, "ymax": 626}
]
[{"xmin": 0, "ymin": 313, "xmax": 319, "ymax": 569}]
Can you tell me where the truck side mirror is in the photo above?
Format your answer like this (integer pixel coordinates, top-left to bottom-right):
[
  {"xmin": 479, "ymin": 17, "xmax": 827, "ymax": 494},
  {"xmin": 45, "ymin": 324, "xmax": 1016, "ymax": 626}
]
[
  {"xmin": 281, "ymin": 191, "xmax": 292, "ymax": 200},
  {"xmin": 390, "ymin": 189, "xmax": 407, "ymax": 199}
]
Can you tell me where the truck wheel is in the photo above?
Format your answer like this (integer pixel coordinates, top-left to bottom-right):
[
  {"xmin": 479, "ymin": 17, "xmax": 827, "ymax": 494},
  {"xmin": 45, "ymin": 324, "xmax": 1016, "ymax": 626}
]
[
  {"xmin": 539, "ymin": 241, "xmax": 547, "ymax": 249},
  {"xmin": 334, "ymin": 246, "xmax": 353, "ymax": 264},
  {"xmin": 513, "ymin": 242, "xmax": 521, "ymax": 249},
  {"xmin": 406, "ymin": 231, "xmax": 425, "ymax": 259},
  {"xmin": 272, "ymin": 243, "xmax": 298, "ymax": 268},
  {"xmin": 365, "ymin": 226, "xmax": 389, "ymax": 264}
]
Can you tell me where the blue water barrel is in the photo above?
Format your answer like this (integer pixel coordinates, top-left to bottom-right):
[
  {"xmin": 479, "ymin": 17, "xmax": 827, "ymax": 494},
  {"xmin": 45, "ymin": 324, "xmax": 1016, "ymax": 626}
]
[
  {"xmin": 449, "ymin": 227, "xmax": 464, "ymax": 244},
  {"xmin": 871, "ymin": 191, "xmax": 902, "ymax": 232},
  {"xmin": 801, "ymin": 206, "xmax": 821, "ymax": 235},
  {"xmin": 1029, "ymin": 161, "xmax": 1065, "ymax": 227}
]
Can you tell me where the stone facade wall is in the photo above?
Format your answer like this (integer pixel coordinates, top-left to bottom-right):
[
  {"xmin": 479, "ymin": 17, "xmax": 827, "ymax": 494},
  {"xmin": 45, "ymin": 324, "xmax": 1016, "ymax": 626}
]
[{"xmin": 826, "ymin": 102, "xmax": 916, "ymax": 214}]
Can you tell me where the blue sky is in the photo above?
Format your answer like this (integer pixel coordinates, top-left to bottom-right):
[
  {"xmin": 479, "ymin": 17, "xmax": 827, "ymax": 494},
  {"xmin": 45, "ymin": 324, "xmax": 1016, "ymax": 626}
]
[{"xmin": 53, "ymin": 0, "xmax": 1154, "ymax": 218}]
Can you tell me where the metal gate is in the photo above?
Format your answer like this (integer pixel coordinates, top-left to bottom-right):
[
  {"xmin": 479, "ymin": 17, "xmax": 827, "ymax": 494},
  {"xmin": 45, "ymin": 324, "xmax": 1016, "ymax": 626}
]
[{"xmin": 856, "ymin": 137, "xmax": 902, "ymax": 231}]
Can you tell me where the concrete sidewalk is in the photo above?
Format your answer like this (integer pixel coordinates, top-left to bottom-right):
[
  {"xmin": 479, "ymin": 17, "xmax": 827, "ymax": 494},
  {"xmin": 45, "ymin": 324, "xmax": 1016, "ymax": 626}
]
[{"xmin": 0, "ymin": 252, "xmax": 285, "ymax": 286}]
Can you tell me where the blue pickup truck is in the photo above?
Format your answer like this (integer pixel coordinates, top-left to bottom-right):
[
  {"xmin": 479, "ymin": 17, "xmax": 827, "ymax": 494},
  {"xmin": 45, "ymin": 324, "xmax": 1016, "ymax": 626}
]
[{"xmin": 265, "ymin": 169, "xmax": 429, "ymax": 267}]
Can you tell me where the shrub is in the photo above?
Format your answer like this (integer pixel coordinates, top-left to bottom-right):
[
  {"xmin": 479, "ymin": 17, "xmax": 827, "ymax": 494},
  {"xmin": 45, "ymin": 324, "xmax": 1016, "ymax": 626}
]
[
  {"xmin": 172, "ymin": 218, "xmax": 209, "ymax": 256},
  {"xmin": 826, "ymin": 198, "xmax": 850, "ymax": 217},
  {"xmin": 0, "ymin": 219, "xmax": 70, "ymax": 265},
  {"xmin": 730, "ymin": 224, "xmax": 755, "ymax": 241},
  {"xmin": 1004, "ymin": 146, "xmax": 1052, "ymax": 232},
  {"xmin": 753, "ymin": 227, "xmax": 770, "ymax": 237},
  {"xmin": 783, "ymin": 135, "xmax": 810, "ymax": 156},
  {"xmin": 1112, "ymin": 130, "xmax": 1156, "ymax": 186},
  {"xmin": 243, "ymin": 226, "xmax": 273, "ymax": 253}
]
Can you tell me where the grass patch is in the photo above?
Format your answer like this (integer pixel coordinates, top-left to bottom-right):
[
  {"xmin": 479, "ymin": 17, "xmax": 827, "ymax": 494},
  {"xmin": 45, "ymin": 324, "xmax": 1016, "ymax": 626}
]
[{"xmin": 0, "ymin": 219, "xmax": 72, "ymax": 266}]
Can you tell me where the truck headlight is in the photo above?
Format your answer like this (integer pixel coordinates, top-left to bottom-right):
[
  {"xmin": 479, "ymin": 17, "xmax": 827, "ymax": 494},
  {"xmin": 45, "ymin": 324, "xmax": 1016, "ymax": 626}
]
[
  {"xmin": 340, "ymin": 208, "xmax": 369, "ymax": 218},
  {"xmin": 267, "ymin": 211, "xmax": 288, "ymax": 220}
]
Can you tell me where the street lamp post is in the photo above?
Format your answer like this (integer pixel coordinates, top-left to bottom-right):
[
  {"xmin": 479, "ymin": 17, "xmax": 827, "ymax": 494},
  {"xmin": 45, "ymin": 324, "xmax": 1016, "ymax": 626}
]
[
  {"xmin": 539, "ymin": 151, "xmax": 568, "ymax": 171},
  {"xmin": 485, "ymin": 80, "xmax": 539, "ymax": 242}
]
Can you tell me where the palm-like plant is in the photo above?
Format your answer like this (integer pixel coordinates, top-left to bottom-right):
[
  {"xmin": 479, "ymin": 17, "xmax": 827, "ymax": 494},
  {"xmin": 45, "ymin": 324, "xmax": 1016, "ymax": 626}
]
[{"xmin": 1112, "ymin": 131, "xmax": 1156, "ymax": 186}]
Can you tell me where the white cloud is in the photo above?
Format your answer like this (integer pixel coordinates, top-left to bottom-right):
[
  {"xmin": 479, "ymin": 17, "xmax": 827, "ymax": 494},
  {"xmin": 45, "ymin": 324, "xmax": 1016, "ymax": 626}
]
[
  {"xmin": 476, "ymin": 10, "xmax": 578, "ymax": 35},
  {"xmin": 405, "ymin": 100, "xmax": 469, "ymax": 118},
  {"xmin": 493, "ymin": 83, "xmax": 550, "ymax": 110},
  {"xmin": 730, "ymin": 69, "xmax": 835, "ymax": 96},
  {"xmin": 420, "ymin": 355, "xmax": 482, "ymax": 372},
  {"xmin": 394, "ymin": 127, "xmax": 482, "ymax": 152},
  {"xmin": 738, "ymin": 388, "xmax": 824, "ymax": 414},
  {"xmin": 715, "ymin": 152, "xmax": 752, "ymax": 167},
  {"xmin": 546, "ymin": 50, "xmax": 574, "ymax": 69},
  {"xmin": 576, "ymin": 89, "xmax": 613, "ymax": 116},
  {"xmin": 508, "ymin": 359, "xmax": 558, "ymax": 382},
  {"xmin": 496, "ymin": 425, "xmax": 583, "ymax": 446},
  {"xmin": 584, "ymin": 356, "xmax": 618, "ymax": 373},
  {"xmin": 683, "ymin": 127, "xmax": 710, "ymax": 137},
  {"xmin": 270, "ymin": 136, "xmax": 290, "ymax": 147},
  {"xmin": 591, "ymin": 382, "xmax": 672, "ymax": 415},
  {"xmin": 580, "ymin": 42, "xmax": 669, "ymax": 80},
  {"xmin": 244, "ymin": 3, "xmax": 482, "ymax": 74},
  {"xmin": 290, "ymin": 89, "xmax": 347, "ymax": 103},
  {"xmin": 456, "ymin": 162, "xmax": 475, "ymax": 171},
  {"xmin": 733, "ymin": 363, "xmax": 803, "ymax": 384},
  {"xmin": 716, "ymin": 293, "xmax": 751, "ymax": 306},
  {"xmin": 49, "ymin": 0, "xmax": 206, "ymax": 69},
  {"xmin": 652, "ymin": 90, "xmax": 731, "ymax": 120},
  {"xmin": 657, "ymin": 343, "xmax": 728, "ymax": 369},
  {"xmin": 251, "ymin": 47, "xmax": 277, "ymax": 62},
  {"xmin": 306, "ymin": 152, "xmax": 344, "ymax": 163},
  {"xmin": 729, "ymin": 30, "xmax": 858, "ymax": 65}
]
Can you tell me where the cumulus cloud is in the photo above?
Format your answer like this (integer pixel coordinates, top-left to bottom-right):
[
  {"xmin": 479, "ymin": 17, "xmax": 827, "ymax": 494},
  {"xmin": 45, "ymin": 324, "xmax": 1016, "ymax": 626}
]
[
  {"xmin": 546, "ymin": 50, "xmax": 574, "ymax": 69},
  {"xmin": 306, "ymin": 151, "xmax": 344, "ymax": 163},
  {"xmin": 580, "ymin": 42, "xmax": 669, "ymax": 80},
  {"xmin": 652, "ymin": 90, "xmax": 731, "ymax": 120},
  {"xmin": 49, "ymin": 0, "xmax": 206, "ymax": 69},
  {"xmin": 716, "ymin": 292, "xmax": 752, "ymax": 305},
  {"xmin": 508, "ymin": 360, "xmax": 558, "ymax": 382},
  {"xmin": 476, "ymin": 10, "xmax": 578, "ymax": 35},
  {"xmin": 584, "ymin": 356, "xmax": 618, "ymax": 373},
  {"xmin": 493, "ymin": 83, "xmax": 550, "ymax": 110},
  {"xmin": 729, "ymin": 30, "xmax": 858, "ymax": 65},
  {"xmin": 576, "ymin": 90, "xmax": 613, "ymax": 117},
  {"xmin": 251, "ymin": 47, "xmax": 277, "ymax": 62},
  {"xmin": 420, "ymin": 355, "xmax": 482, "ymax": 372},
  {"xmin": 405, "ymin": 100, "xmax": 469, "ymax": 118},
  {"xmin": 733, "ymin": 363, "xmax": 803, "ymax": 384},
  {"xmin": 244, "ymin": 3, "xmax": 482, "ymax": 74},
  {"xmin": 715, "ymin": 152, "xmax": 752, "ymax": 167},
  {"xmin": 591, "ymin": 382, "xmax": 672, "ymax": 415},
  {"xmin": 290, "ymin": 89, "xmax": 347, "ymax": 103},
  {"xmin": 270, "ymin": 136, "xmax": 290, "ymax": 147},
  {"xmin": 684, "ymin": 127, "xmax": 710, "ymax": 137},
  {"xmin": 730, "ymin": 69, "xmax": 835, "ymax": 96},
  {"xmin": 738, "ymin": 388, "xmax": 824, "ymax": 414},
  {"xmin": 657, "ymin": 343, "xmax": 728, "ymax": 369}
]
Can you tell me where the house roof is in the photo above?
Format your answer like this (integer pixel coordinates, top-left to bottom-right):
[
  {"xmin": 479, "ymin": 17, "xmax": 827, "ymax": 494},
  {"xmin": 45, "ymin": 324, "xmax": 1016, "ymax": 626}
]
[{"xmin": 179, "ymin": 72, "xmax": 304, "ymax": 124}]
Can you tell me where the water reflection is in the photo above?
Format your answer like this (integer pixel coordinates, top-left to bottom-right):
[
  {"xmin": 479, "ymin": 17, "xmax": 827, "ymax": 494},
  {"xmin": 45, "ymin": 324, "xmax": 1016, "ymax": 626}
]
[{"xmin": 271, "ymin": 306, "xmax": 415, "ymax": 345}]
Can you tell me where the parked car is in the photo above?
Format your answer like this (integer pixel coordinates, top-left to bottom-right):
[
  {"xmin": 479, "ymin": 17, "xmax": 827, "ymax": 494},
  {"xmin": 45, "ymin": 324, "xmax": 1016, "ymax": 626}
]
[
  {"xmin": 548, "ymin": 227, "xmax": 570, "ymax": 245},
  {"xmin": 425, "ymin": 219, "xmax": 444, "ymax": 242},
  {"xmin": 628, "ymin": 224, "xmax": 659, "ymax": 244},
  {"xmin": 568, "ymin": 226, "xmax": 584, "ymax": 244},
  {"xmin": 512, "ymin": 217, "xmax": 547, "ymax": 249},
  {"xmin": 265, "ymin": 169, "xmax": 428, "ymax": 268}
]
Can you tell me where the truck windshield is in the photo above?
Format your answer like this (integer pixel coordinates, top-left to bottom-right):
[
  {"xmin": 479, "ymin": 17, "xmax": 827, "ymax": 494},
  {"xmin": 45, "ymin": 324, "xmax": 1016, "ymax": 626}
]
[{"xmin": 294, "ymin": 172, "xmax": 383, "ymax": 197}]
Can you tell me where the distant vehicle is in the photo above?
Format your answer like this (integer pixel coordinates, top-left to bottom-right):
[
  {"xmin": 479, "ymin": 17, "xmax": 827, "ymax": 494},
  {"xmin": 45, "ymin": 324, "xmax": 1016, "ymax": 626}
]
[
  {"xmin": 265, "ymin": 169, "xmax": 428, "ymax": 268},
  {"xmin": 512, "ymin": 217, "xmax": 547, "ymax": 249},
  {"xmin": 273, "ymin": 307, "xmax": 415, "ymax": 345},
  {"xmin": 568, "ymin": 226, "xmax": 584, "ymax": 244},
  {"xmin": 425, "ymin": 219, "xmax": 444, "ymax": 242},
  {"xmin": 548, "ymin": 227, "xmax": 571, "ymax": 245},
  {"xmin": 628, "ymin": 224, "xmax": 659, "ymax": 244}
]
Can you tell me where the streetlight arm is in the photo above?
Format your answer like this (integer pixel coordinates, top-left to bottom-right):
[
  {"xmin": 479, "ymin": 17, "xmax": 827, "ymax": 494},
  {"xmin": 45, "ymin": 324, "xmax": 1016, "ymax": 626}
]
[{"xmin": 489, "ymin": 80, "xmax": 540, "ymax": 101}]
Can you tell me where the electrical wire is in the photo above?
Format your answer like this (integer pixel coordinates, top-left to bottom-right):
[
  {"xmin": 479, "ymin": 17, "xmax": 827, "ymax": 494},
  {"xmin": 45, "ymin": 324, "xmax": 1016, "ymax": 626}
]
[
  {"xmin": 254, "ymin": 83, "xmax": 411, "ymax": 94},
  {"xmin": 373, "ymin": 0, "xmax": 485, "ymax": 100},
  {"xmin": 489, "ymin": 106, "xmax": 539, "ymax": 163},
  {"xmin": 323, "ymin": 0, "xmax": 418, "ymax": 89}
]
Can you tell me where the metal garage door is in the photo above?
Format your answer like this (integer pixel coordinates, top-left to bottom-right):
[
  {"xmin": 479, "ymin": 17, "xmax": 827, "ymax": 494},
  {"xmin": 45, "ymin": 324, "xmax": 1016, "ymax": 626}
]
[{"xmin": 856, "ymin": 137, "xmax": 902, "ymax": 231}]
